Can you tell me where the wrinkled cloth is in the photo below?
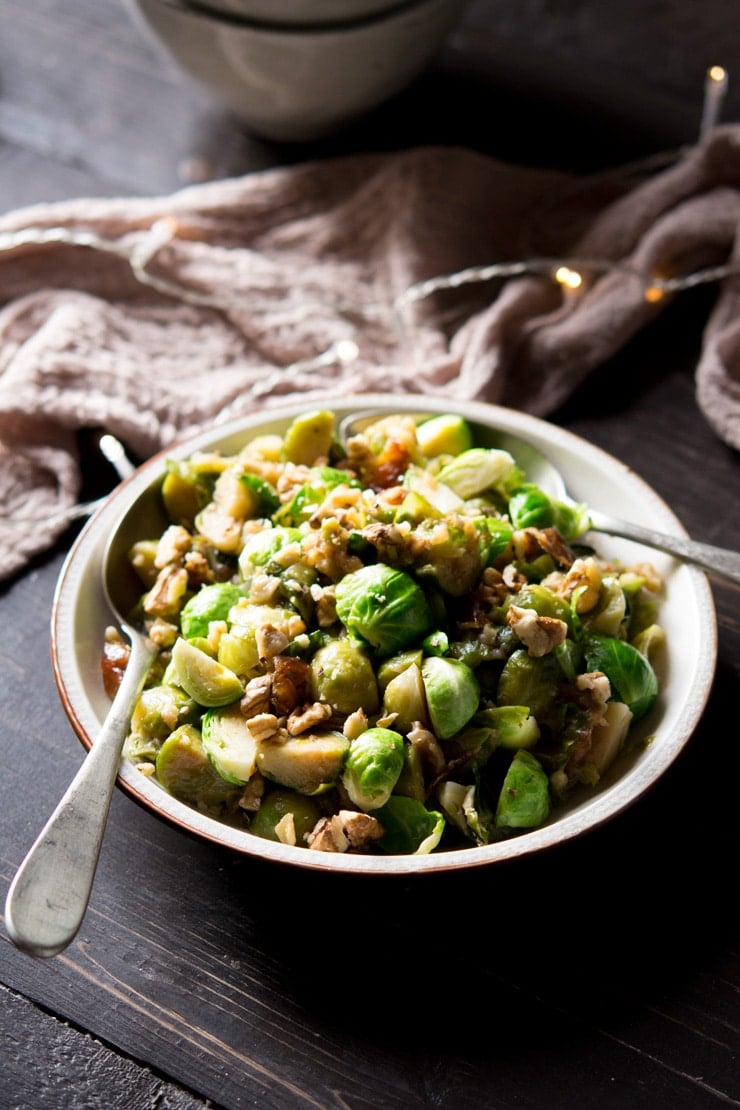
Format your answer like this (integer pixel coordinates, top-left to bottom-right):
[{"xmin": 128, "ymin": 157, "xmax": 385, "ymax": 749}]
[{"xmin": 2, "ymin": 127, "xmax": 740, "ymax": 580}]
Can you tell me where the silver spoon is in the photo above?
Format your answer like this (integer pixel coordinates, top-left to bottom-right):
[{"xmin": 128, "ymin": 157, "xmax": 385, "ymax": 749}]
[
  {"xmin": 341, "ymin": 410, "xmax": 740, "ymax": 587},
  {"xmin": 4, "ymin": 499, "xmax": 158, "ymax": 958}
]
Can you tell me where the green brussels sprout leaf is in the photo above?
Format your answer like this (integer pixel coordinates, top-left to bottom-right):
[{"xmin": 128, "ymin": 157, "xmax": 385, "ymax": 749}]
[
  {"xmin": 375, "ymin": 795, "xmax": 445, "ymax": 854},
  {"xmin": 495, "ymin": 750, "xmax": 551, "ymax": 829},
  {"xmin": 180, "ymin": 582, "xmax": 244, "ymax": 639},
  {"xmin": 584, "ymin": 633, "xmax": 658, "ymax": 720},
  {"xmin": 421, "ymin": 656, "xmax": 480, "ymax": 740}
]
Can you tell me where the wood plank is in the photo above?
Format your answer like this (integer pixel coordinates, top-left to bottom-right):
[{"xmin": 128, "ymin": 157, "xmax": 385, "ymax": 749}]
[{"xmin": 1, "ymin": 983, "xmax": 210, "ymax": 1109}]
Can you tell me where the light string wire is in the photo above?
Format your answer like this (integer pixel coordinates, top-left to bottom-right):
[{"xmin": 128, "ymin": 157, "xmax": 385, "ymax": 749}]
[{"xmin": 0, "ymin": 68, "xmax": 733, "ymax": 388}]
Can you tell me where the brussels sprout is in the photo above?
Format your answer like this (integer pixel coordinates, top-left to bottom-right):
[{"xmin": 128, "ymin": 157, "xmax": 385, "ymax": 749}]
[
  {"xmin": 402, "ymin": 466, "xmax": 464, "ymax": 514},
  {"xmin": 202, "ymin": 703, "xmax": 258, "ymax": 785},
  {"xmin": 342, "ymin": 727, "xmax": 405, "ymax": 810},
  {"xmin": 171, "ymin": 637, "xmax": 244, "ymax": 707},
  {"xmin": 310, "ymin": 638, "xmax": 379, "ymax": 716},
  {"xmin": 257, "ymin": 731, "xmax": 350, "ymax": 794},
  {"xmin": 180, "ymin": 582, "xmax": 244, "ymax": 639},
  {"xmin": 415, "ymin": 414, "xmax": 474, "ymax": 458},
  {"xmin": 476, "ymin": 705, "xmax": 540, "ymax": 750},
  {"xmin": 436, "ymin": 781, "xmax": 475, "ymax": 838},
  {"xmin": 281, "ymin": 409, "xmax": 335, "ymax": 465},
  {"xmin": 155, "ymin": 724, "xmax": 241, "ymax": 815},
  {"xmin": 495, "ymin": 750, "xmax": 551, "ymax": 829},
  {"xmin": 277, "ymin": 467, "xmax": 360, "ymax": 526},
  {"xmin": 130, "ymin": 683, "xmax": 197, "ymax": 744},
  {"xmin": 509, "ymin": 583, "xmax": 572, "ymax": 627},
  {"xmin": 249, "ymin": 789, "xmax": 324, "ymax": 845},
  {"xmin": 239, "ymin": 473, "xmax": 280, "ymax": 516},
  {"xmin": 421, "ymin": 656, "xmax": 480, "ymax": 740},
  {"xmin": 496, "ymin": 649, "xmax": 559, "ymax": 719},
  {"xmin": 218, "ymin": 603, "xmax": 307, "ymax": 678},
  {"xmin": 507, "ymin": 483, "xmax": 589, "ymax": 541},
  {"xmin": 476, "ymin": 517, "xmax": 514, "ymax": 565},
  {"xmin": 237, "ymin": 526, "xmax": 302, "ymax": 581},
  {"xmin": 583, "ymin": 633, "xmax": 658, "ymax": 720},
  {"xmin": 422, "ymin": 630, "xmax": 449, "ymax": 657},
  {"xmin": 335, "ymin": 563, "xmax": 433, "ymax": 656},
  {"xmin": 161, "ymin": 454, "xmax": 224, "ymax": 527},
  {"xmin": 437, "ymin": 448, "xmax": 517, "ymax": 499},
  {"xmin": 382, "ymin": 662, "xmax": 428, "ymax": 734},
  {"xmin": 393, "ymin": 741, "xmax": 426, "ymax": 801},
  {"xmin": 376, "ymin": 649, "xmax": 423, "ymax": 691},
  {"xmin": 374, "ymin": 795, "xmax": 445, "ymax": 854},
  {"xmin": 588, "ymin": 700, "xmax": 633, "ymax": 776}
]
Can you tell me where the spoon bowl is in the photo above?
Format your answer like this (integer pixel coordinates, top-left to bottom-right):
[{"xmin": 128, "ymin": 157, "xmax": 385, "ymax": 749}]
[{"xmin": 4, "ymin": 491, "xmax": 160, "ymax": 958}]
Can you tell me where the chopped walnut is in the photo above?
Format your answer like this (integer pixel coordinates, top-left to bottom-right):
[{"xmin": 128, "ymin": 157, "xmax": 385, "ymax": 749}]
[
  {"xmin": 154, "ymin": 524, "xmax": 192, "ymax": 568},
  {"xmin": 274, "ymin": 813, "xmax": 297, "ymax": 846},
  {"xmin": 238, "ymin": 773, "xmax": 266, "ymax": 812},
  {"xmin": 248, "ymin": 573, "xmax": 281, "ymax": 604},
  {"xmin": 147, "ymin": 617, "xmax": 179, "ymax": 648},
  {"xmin": 241, "ymin": 674, "xmax": 273, "ymax": 718},
  {"xmin": 575, "ymin": 670, "xmax": 611, "ymax": 724},
  {"xmin": 555, "ymin": 556, "xmax": 603, "ymax": 613},
  {"xmin": 506, "ymin": 604, "xmax": 568, "ymax": 657},
  {"xmin": 502, "ymin": 563, "xmax": 527, "ymax": 591},
  {"xmin": 245, "ymin": 713, "xmax": 282, "ymax": 742},
  {"xmin": 144, "ymin": 565, "xmax": 189, "ymax": 618},
  {"xmin": 343, "ymin": 708, "xmax": 368, "ymax": 740},
  {"xmin": 287, "ymin": 701, "xmax": 333, "ymax": 736},
  {"xmin": 255, "ymin": 623, "xmax": 290, "ymax": 663},
  {"xmin": 307, "ymin": 810, "xmax": 384, "ymax": 852},
  {"xmin": 183, "ymin": 549, "xmax": 214, "ymax": 588}
]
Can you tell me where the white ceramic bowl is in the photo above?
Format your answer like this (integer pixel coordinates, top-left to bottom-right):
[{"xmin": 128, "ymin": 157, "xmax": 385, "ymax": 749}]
[
  {"xmin": 188, "ymin": 0, "xmax": 408, "ymax": 26},
  {"xmin": 52, "ymin": 395, "xmax": 717, "ymax": 876},
  {"xmin": 128, "ymin": 0, "xmax": 467, "ymax": 140}
]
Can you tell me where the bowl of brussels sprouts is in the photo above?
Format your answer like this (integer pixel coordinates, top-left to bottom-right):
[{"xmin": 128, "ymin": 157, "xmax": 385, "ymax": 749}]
[{"xmin": 51, "ymin": 395, "xmax": 716, "ymax": 873}]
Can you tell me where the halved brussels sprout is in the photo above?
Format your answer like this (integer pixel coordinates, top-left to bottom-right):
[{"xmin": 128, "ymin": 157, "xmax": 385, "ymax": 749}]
[
  {"xmin": 202, "ymin": 703, "xmax": 258, "ymax": 785},
  {"xmin": 495, "ymin": 750, "xmax": 551, "ymax": 829},
  {"xmin": 155, "ymin": 724, "xmax": 241, "ymax": 815},
  {"xmin": 415, "ymin": 413, "xmax": 474, "ymax": 458},
  {"xmin": 421, "ymin": 656, "xmax": 479, "ymax": 740},
  {"xmin": 281, "ymin": 409, "xmax": 335, "ymax": 465},
  {"xmin": 257, "ymin": 731, "xmax": 349, "ymax": 794},
  {"xmin": 249, "ymin": 789, "xmax": 324, "ymax": 845},
  {"xmin": 171, "ymin": 637, "xmax": 244, "ymax": 707}
]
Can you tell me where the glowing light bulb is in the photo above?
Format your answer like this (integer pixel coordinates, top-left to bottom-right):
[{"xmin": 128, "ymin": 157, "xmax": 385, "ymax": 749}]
[{"xmin": 554, "ymin": 265, "xmax": 583, "ymax": 291}]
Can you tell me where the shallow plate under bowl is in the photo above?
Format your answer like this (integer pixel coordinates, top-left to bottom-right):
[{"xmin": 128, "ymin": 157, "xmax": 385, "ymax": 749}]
[{"xmin": 51, "ymin": 395, "xmax": 717, "ymax": 875}]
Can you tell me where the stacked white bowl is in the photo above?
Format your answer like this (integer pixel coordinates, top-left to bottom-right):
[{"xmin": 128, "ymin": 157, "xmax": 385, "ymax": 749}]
[{"xmin": 129, "ymin": 0, "xmax": 469, "ymax": 141}]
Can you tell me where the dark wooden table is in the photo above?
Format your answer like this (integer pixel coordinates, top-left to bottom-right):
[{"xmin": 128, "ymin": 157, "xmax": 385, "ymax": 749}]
[{"xmin": 1, "ymin": 2, "xmax": 739, "ymax": 1107}]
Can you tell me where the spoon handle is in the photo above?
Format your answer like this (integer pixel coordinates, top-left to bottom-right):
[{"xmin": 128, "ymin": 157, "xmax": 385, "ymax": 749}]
[
  {"xmin": 4, "ymin": 634, "xmax": 155, "ymax": 958},
  {"xmin": 589, "ymin": 510, "xmax": 740, "ymax": 587}
]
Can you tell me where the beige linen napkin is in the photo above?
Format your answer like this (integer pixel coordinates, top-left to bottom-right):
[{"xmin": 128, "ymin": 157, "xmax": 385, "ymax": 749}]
[{"xmin": 1, "ymin": 127, "xmax": 739, "ymax": 580}]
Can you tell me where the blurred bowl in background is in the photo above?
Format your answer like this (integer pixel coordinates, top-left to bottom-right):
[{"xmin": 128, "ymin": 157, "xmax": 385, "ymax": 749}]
[
  {"xmin": 128, "ymin": 0, "xmax": 468, "ymax": 141},
  {"xmin": 188, "ymin": 0, "xmax": 409, "ymax": 25}
]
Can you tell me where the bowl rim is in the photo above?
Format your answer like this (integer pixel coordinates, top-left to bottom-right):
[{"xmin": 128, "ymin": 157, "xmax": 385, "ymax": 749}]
[
  {"xmin": 51, "ymin": 394, "xmax": 718, "ymax": 875},
  {"xmin": 144, "ymin": 0, "xmax": 460, "ymax": 34}
]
